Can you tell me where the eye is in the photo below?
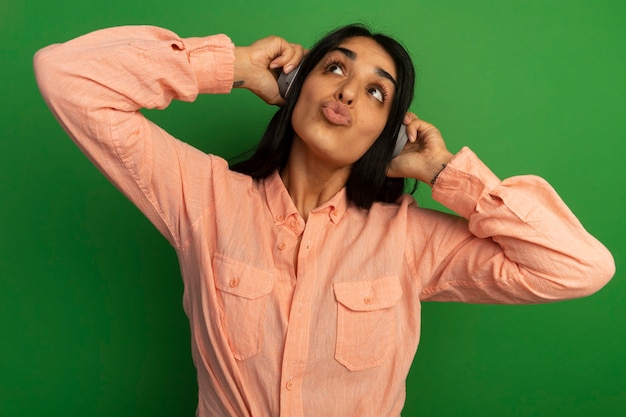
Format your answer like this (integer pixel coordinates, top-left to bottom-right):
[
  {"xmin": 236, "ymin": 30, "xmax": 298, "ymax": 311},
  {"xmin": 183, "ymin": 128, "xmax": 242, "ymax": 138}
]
[
  {"xmin": 368, "ymin": 85, "xmax": 388, "ymax": 103},
  {"xmin": 325, "ymin": 60, "xmax": 344, "ymax": 76}
]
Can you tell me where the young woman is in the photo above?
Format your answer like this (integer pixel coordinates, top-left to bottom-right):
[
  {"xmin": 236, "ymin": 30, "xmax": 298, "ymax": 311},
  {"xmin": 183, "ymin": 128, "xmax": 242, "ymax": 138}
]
[{"xmin": 34, "ymin": 24, "xmax": 614, "ymax": 417}]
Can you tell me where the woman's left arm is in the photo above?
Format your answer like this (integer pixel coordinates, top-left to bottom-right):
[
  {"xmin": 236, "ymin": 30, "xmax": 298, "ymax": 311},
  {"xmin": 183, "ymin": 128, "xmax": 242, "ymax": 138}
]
[{"xmin": 393, "ymin": 116, "xmax": 615, "ymax": 303}]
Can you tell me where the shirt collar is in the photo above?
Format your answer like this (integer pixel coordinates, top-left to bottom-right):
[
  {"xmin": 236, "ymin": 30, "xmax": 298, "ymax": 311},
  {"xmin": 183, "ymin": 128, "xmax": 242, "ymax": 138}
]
[{"xmin": 263, "ymin": 171, "xmax": 348, "ymax": 225}]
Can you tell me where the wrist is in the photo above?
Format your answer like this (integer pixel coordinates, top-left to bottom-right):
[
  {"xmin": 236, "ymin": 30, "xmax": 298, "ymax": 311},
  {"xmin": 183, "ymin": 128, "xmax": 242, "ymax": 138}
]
[
  {"xmin": 425, "ymin": 151, "xmax": 453, "ymax": 187},
  {"xmin": 430, "ymin": 163, "xmax": 447, "ymax": 185},
  {"xmin": 233, "ymin": 46, "xmax": 250, "ymax": 88}
]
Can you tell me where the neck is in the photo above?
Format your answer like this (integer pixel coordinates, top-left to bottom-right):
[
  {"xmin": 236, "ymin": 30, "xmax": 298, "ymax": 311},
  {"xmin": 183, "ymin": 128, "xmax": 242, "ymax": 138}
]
[{"xmin": 280, "ymin": 138, "xmax": 350, "ymax": 221}]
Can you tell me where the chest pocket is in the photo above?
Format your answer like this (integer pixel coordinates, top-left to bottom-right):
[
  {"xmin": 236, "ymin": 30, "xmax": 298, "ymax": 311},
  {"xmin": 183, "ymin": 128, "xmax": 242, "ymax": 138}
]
[
  {"xmin": 213, "ymin": 254, "xmax": 275, "ymax": 360},
  {"xmin": 333, "ymin": 276, "xmax": 402, "ymax": 371}
]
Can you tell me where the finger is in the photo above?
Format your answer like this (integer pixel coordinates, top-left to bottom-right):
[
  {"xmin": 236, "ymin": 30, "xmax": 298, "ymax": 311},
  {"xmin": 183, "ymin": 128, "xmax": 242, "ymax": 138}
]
[
  {"xmin": 414, "ymin": 119, "xmax": 437, "ymax": 137},
  {"xmin": 413, "ymin": 119, "xmax": 442, "ymax": 148},
  {"xmin": 403, "ymin": 113, "xmax": 420, "ymax": 141},
  {"xmin": 269, "ymin": 39, "xmax": 302, "ymax": 70},
  {"xmin": 403, "ymin": 112, "xmax": 418, "ymax": 124},
  {"xmin": 403, "ymin": 113, "xmax": 420, "ymax": 142},
  {"xmin": 265, "ymin": 37, "xmax": 289, "ymax": 68},
  {"xmin": 283, "ymin": 44, "xmax": 306, "ymax": 73}
]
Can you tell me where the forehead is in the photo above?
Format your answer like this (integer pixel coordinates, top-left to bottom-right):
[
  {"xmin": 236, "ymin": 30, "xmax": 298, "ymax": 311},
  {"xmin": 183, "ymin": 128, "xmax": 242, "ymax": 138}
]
[{"xmin": 332, "ymin": 36, "xmax": 396, "ymax": 79}]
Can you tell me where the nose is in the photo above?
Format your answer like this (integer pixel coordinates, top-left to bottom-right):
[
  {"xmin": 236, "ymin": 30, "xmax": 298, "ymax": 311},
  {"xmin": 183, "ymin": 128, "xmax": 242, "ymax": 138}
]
[{"xmin": 335, "ymin": 79, "xmax": 357, "ymax": 106}]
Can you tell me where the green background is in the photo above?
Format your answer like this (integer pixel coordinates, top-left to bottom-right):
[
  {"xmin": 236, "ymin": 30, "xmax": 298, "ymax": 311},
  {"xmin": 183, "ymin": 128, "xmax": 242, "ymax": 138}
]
[{"xmin": 2, "ymin": 0, "xmax": 624, "ymax": 416}]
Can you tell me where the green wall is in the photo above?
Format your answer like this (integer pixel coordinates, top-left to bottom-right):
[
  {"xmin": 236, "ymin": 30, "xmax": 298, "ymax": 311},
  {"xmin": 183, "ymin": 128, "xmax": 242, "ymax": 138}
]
[{"xmin": 2, "ymin": 0, "xmax": 624, "ymax": 415}]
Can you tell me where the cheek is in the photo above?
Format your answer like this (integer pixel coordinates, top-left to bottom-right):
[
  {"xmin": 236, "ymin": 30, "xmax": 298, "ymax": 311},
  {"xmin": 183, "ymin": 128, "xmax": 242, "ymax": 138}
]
[
  {"xmin": 291, "ymin": 83, "xmax": 318, "ymax": 134},
  {"xmin": 356, "ymin": 117, "xmax": 386, "ymax": 144},
  {"xmin": 291, "ymin": 101, "xmax": 305, "ymax": 137}
]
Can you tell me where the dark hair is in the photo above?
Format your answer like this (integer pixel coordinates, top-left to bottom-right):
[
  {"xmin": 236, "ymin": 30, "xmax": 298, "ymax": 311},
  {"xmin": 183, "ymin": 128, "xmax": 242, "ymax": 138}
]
[{"xmin": 230, "ymin": 23, "xmax": 416, "ymax": 209}]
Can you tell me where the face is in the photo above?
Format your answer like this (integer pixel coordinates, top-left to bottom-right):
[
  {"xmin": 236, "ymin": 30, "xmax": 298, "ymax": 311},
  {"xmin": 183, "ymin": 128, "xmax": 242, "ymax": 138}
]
[{"xmin": 291, "ymin": 36, "xmax": 397, "ymax": 169}]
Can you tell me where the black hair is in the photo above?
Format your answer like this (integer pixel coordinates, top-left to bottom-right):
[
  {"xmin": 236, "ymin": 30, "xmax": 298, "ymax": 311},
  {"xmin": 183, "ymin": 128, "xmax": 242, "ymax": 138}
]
[{"xmin": 230, "ymin": 23, "xmax": 417, "ymax": 209}]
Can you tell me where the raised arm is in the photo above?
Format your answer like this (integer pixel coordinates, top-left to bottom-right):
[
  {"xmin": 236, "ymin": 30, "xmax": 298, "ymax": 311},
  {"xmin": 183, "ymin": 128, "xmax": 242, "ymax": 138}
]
[
  {"xmin": 34, "ymin": 26, "xmax": 303, "ymax": 248},
  {"xmin": 394, "ymin": 116, "xmax": 614, "ymax": 303},
  {"xmin": 34, "ymin": 26, "xmax": 237, "ymax": 248}
]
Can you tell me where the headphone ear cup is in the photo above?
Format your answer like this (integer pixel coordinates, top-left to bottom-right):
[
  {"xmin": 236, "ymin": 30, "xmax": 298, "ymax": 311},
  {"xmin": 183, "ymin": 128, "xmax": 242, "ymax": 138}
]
[
  {"xmin": 392, "ymin": 125, "xmax": 408, "ymax": 157},
  {"xmin": 278, "ymin": 64, "xmax": 302, "ymax": 99}
]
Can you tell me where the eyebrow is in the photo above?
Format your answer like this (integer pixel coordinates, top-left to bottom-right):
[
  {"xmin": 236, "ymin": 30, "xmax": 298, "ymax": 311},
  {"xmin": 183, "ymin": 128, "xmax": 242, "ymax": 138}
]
[{"xmin": 332, "ymin": 46, "xmax": 397, "ymax": 87}]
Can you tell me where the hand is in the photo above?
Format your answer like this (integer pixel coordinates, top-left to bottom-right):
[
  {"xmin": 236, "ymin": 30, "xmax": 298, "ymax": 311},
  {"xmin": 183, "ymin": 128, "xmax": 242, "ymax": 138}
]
[
  {"xmin": 234, "ymin": 36, "xmax": 305, "ymax": 105},
  {"xmin": 387, "ymin": 113, "xmax": 454, "ymax": 185}
]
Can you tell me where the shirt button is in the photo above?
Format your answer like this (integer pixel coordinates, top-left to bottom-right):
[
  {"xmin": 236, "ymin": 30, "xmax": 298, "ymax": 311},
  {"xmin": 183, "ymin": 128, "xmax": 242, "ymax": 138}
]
[
  {"xmin": 364, "ymin": 297, "xmax": 373, "ymax": 305},
  {"xmin": 229, "ymin": 278, "xmax": 239, "ymax": 287},
  {"xmin": 276, "ymin": 214, "xmax": 284, "ymax": 221},
  {"xmin": 290, "ymin": 219, "xmax": 298, "ymax": 227},
  {"xmin": 286, "ymin": 381, "xmax": 294, "ymax": 390},
  {"xmin": 278, "ymin": 242, "xmax": 287, "ymax": 250}
]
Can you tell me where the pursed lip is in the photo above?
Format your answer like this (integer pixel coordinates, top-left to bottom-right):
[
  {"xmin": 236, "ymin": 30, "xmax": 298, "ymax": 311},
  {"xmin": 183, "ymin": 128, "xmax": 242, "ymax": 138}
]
[{"xmin": 321, "ymin": 101, "xmax": 352, "ymax": 126}]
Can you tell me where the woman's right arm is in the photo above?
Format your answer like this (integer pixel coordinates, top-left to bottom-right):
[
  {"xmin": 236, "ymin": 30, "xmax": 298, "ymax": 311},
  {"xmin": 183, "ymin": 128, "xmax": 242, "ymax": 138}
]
[
  {"xmin": 34, "ymin": 26, "xmax": 235, "ymax": 248},
  {"xmin": 34, "ymin": 26, "xmax": 302, "ymax": 248}
]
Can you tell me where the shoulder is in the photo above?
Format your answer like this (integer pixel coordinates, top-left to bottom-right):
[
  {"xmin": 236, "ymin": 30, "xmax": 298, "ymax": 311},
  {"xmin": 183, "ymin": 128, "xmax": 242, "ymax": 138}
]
[
  {"xmin": 208, "ymin": 154, "xmax": 255, "ymax": 184},
  {"xmin": 368, "ymin": 193, "xmax": 467, "ymax": 236}
]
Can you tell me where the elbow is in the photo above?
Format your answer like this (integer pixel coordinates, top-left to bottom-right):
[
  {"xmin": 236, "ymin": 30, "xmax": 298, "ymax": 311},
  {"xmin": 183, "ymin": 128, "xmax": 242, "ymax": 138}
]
[
  {"xmin": 564, "ymin": 244, "xmax": 615, "ymax": 299},
  {"xmin": 33, "ymin": 45, "xmax": 63, "ymax": 104},
  {"xmin": 583, "ymin": 247, "xmax": 615, "ymax": 295},
  {"xmin": 526, "ymin": 243, "xmax": 616, "ymax": 303}
]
